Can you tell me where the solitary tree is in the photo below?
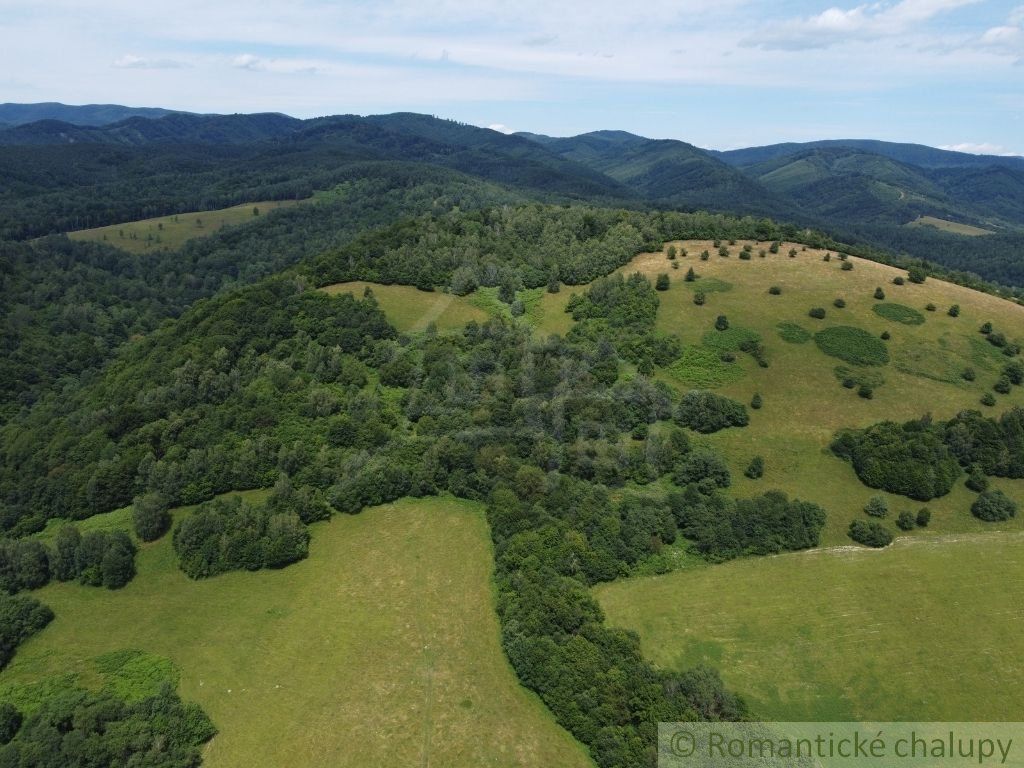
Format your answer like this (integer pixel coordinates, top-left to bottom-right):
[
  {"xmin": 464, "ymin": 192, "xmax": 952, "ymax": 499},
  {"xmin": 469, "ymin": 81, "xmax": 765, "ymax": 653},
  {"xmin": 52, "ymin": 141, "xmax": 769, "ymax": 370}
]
[
  {"xmin": 750, "ymin": 393, "xmax": 763, "ymax": 409},
  {"xmin": 667, "ymin": 245, "xmax": 677, "ymax": 260},
  {"xmin": 693, "ymin": 291, "xmax": 706, "ymax": 306},
  {"xmin": 685, "ymin": 267, "xmax": 697, "ymax": 282}
]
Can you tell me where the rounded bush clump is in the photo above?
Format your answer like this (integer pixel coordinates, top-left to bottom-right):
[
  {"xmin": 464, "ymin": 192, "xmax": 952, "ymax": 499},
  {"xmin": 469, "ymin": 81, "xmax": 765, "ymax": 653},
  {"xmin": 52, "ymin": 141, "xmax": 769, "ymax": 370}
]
[{"xmin": 971, "ymin": 490, "xmax": 1018, "ymax": 522}]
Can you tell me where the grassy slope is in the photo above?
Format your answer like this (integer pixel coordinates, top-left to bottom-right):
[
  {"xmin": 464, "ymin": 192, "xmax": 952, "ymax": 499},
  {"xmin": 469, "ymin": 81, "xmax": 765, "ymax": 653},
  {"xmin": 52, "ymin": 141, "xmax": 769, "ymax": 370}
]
[
  {"xmin": 907, "ymin": 215, "xmax": 994, "ymax": 236},
  {"xmin": 321, "ymin": 282, "xmax": 491, "ymax": 333},
  {"xmin": 4, "ymin": 496, "xmax": 592, "ymax": 768},
  {"xmin": 537, "ymin": 241, "xmax": 1024, "ymax": 546},
  {"xmin": 67, "ymin": 200, "xmax": 301, "ymax": 254},
  {"xmin": 595, "ymin": 531, "xmax": 1024, "ymax": 721}
]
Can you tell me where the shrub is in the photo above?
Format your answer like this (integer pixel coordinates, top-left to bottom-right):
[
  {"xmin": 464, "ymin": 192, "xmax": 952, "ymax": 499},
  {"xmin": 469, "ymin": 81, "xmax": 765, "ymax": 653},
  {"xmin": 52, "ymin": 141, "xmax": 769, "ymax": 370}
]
[
  {"xmin": 880, "ymin": 331, "xmax": 891, "ymax": 341},
  {"xmin": 966, "ymin": 466, "xmax": 989, "ymax": 492},
  {"xmin": 962, "ymin": 367, "xmax": 976, "ymax": 381},
  {"xmin": 831, "ymin": 418, "xmax": 962, "ymax": 500},
  {"xmin": 694, "ymin": 291, "xmax": 705, "ymax": 306},
  {"xmin": 994, "ymin": 377, "xmax": 1012, "ymax": 395},
  {"xmin": 685, "ymin": 267, "xmax": 697, "ymax": 282},
  {"xmin": 814, "ymin": 326, "xmax": 890, "ymax": 366},
  {"xmin": 768, "ymin": 285, "xmax": 781, "ymax": 295},
  {"xmin": 674, "ymin": 449, "xmax": 731, "ymax": 488},
  {"xmin": 980, "ymin": 321, "xmax": 993, "ymax": 334},
  {"xmin": 0, "ymin": 702, "xmax": 21, "ymax": 744},
  {"xmin": 858, "ymin": 384, "xmax": 874, "ymax": 399},
  {"xmin": 864, "ymin": 495, "xmax": 888, "ymax": 518},
  {"xmin": 823, "ymin": 253, "xmax": 831, "ymax": 262},
  {"xmin": 988, "ymin": 331, "xmax": 1007, "ymax": 348},
  {"xmin": 808, "ymin": 307, "xmax": 826, "ymax": 319},
  {"xmin": 674, "ymin": 391, "xmax": 749, "ymax": 433},
  {"xmin": 788, "ymin": 249, "xmax": 797, "ymax": 257},
  {"xmin": 892, "ymin": 276, "xmax": 905, "ymax": 285},
  {"xmin": 700, "ymin": 250, "xmax": 710, "ymax": 261},
  {"xmin": 948, "ymin": 304, "xmax": 960, "ymax": 317},
  {"xmin": 896, "ymin": 511, "xmax": 916, "ymax": 531},
  {"xmin": 718, "ymin": 246, "xmax": 730, "ymax": 258},
  {"xmin": 769, "ymin": 241, "xmax": 780, "ymax": 254},
  {"xmin": 666, "ymin": 245, "xmax": 677, "ymax": 260},
  {"xmin": 841, "ymin": 261, "xmax": 853, "ymax": 271},
  {"xmin": 971, "ymin": 490, "xmax": 1018, "ymax": 522},
  {"xmin": 744, "ymin": 456, "xmax": 764, "ymax": 479},
  {"xmin": 872, "ymin": 303, "xmax": 925, "ymax": 325},
  {"xmin": 848, "ymin": 520, "xmax": 893, "ymax": 548},
  {"xmin": 916, "ymin": 508, "xmax": 931, "ymax": 527},
  {"xmin": 842, "ymin": 377, "xmax": 857, "ymax": 389},
  {"xmin": 750, "ymin": 393, "xmax": 763, "ymax": 410},
  {"xmin": 132, "ymin": 492, "xmax": 171, "ymax": 542},
  {"xmin": 981, "ymin": 392, "xmax": 996, "ymax": 406},
  {"xmin": 874, "ymin": 287, "xmax": 885, "ymax": 300},
  {"xmin": 655, "ymin": 273, "xmax": 670, "ymax": 291},
  {"xmin": 926, "ymin": 303, "xmax": 936, "ymax": 311},
  {"xmin": 739, "ymin": 251, "xmax": 751, "ymax": 261},
  {"xmin": 908, "ymin": 266, "xmax": 927, "ymax": 284},
  {"xmin": 1004, "ymin": 361, "xmax": 1024, "ymax": 385},
  {"xmin": 833, "ymin": 298, "xmax": 846, "ymax": 308},
  {"xmin": 715, "ymin": 314, "xmax": 729, "ymax": 331},
  {"xmin": 0, "ymin": 594, "xmax": 54, "ymax": 669}
]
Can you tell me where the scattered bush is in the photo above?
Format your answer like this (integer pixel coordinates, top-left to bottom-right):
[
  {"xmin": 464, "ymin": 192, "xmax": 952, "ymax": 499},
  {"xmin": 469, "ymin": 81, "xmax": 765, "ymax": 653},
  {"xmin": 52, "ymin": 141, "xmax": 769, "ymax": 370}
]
[
  {"xmin": 981, "ymin": 392, "xmax": 996, "ymax": 406},
  {"xmin": 685, "ymin": 267, "xmax": 697, "ymax": 282},
  {"xmin": 916, "ymin": 508, "xmax": 931, "ymax": 527},
  {"xmin": 750, "ymin": 393, "xmax": 763, "ymax": 410},
  {"xmin": 848, "ymin": 520, "xmax": 893, "ymax": 548},
  {"xmin": 132, "ymin": 492, "xmax": 171, "ymax": 542},
  {"xmin": 880, "ymin": 331, "xmax": 891, "ymax": 341},
  {"xmin": 874, "ymin": 287, "xmax": 885, "ymax": 300},
  {"xmin": 864, "ymin": 496, "xmax": 888, "ymax": 518},
  {"xmin": 962, "ymin": 367, "xmax": 976, "ymax": 381},
  {"xmin": 656, "ymin": 273, "xmax": 670, "ymax": 291},
  {"xmin": 980, "ymin": 321, "xmax": 993, "ymax": 334},
  {"xmin": 948, "ymin": 304, "xmax": 960, "ymax": 317},
  {"xmin": 674, "ymin": 391, "xmax": 749, "ymax": 433},
  {"xmin": 896, "ymin": 511, "xmax": 916, "ymax": 531},
  {"xmin": 833, "ymin": 298, "xmax": 846, "ymax": 308},
  {"xmin": 892, "ymin": 276, "xmax": 905, "ymax": 285},
  {"xmin": 971, "ymin": 490, "xmax": 1018, "ymax": 522},
  {"xmin": 809, "ymin": 307, "xmax": 826, "ymax": 320},
  {"xmin": 744, "ymin": 456, "xmax": 764, "ymax": 479},
  {"xmin": 841, "ymin": 261, "xmax": 853, "ymax": 271},
  {"xmin": 715, "ymin": 315, "xmax": 729, "ymax": 331},
  {"xmin": 926, "ymin": 303, "xmax": 936, "ymax": 311},
  {"xmin": 768, "ymin": 285, "xmax": 781, "ymax": 295},
  {"xmin": 694, "ymin": 291, "xmax": 705, "ymax": 306},
  {"xmin": 995, "ymin": 377, "xmax": 1012, "ymax": 395}
]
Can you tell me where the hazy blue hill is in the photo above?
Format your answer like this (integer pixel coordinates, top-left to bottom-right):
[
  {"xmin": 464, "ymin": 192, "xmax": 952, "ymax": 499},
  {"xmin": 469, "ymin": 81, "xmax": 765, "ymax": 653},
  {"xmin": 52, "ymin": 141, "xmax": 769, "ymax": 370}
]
[
  {"xmin": 717, "ymin": 139, "xmax": 1024, "ymax": 171},
  {"xmin": 0, "ymin": 101, "xmax": 186, "ymax": 126}
]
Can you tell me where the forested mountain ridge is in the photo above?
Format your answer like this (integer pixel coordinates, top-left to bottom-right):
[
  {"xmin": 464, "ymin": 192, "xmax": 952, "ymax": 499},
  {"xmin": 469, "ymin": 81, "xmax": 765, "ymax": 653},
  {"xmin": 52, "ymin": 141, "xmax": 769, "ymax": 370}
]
[{"xmin": 0, "ymin": 102, "xmax": 187, "ymax": 127}]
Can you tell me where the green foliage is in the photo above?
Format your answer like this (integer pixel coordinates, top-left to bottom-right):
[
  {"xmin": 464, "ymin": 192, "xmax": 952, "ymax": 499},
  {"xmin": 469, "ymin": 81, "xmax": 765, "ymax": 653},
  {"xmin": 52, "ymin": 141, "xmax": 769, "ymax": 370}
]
[
  {"xmin": 744, "ymin": 456, "xmax": 765, "ymax": 479},
  {"xmin": 674, "ymin": 391, "xmax": 749, "ymax": 434},
  {"xmin": 874, "ymin": 287, "xmax": 886, "ymax": 300},
  {"xmin": 655, "ymin": 273, "xmax": 670, "ymax": 291},
  {"xmin": 666, "ymin": 347, "xmax": 744, "ymax": 388},
  {"xmin": 714, "ymin": 315, "xmax": 730, "ymax": 331},
  {"xmin": 948, "ymin": 304, "xmax": 961, "ymax": 317},
  {"xmin": 0, "ymin": 682, "xmax": 215, "ymax": 765},
  {"xmin": 0, "ymin": 594, "xmax": 53, "ymax": 669},
  {"xmin": 872, "ymin": 302, "xmax": 925, "ymax": 325},
  {"xmin": 173, "ymin": 496, "xmax": 310, "ymax": 579},
  {"xmin": 674, "ymin": 450, "xmax": 732, "ymax": 488},
  {"xmin": 832, "ymin": 417, "xmax": 962, "ymax": 500},
  {"xmin": 896, "ymin": 511, "xmax": 916, "ymax": 531},
  {"xmin": 833, "ymin": 298, "xmax": 846, "ymax": 308},
  {"xmin": 0, "ymin": 702, "xmax": 21, "ymax": 745},
  {"xmin": 808, "ymin": 307, "xmax": 826, "ymax": 319},
  {"xmin": 673, "ymin": 490, "xmax": 825, "ymax": 561},
  {"xmin": 750, "ymin": 393, "xmax": 763, "ymax": 410},
  {"xmin": 814, "ymin": 325, "xmax": 890, "ymax": 366},
  {"xmin": 701, "ymin": 326, "xmax": 760, "ymax": 353},
  {"xmin": 943, "ymin": 408, "xmax": 1024, "ymax": 478},
  {"xmin": 971, "ymin": 490, "xmax": 1018, "ymax": 522},
  {"xmin": 916, "ymin": 507, "xmax": 931, "ymax": 527},
  {"xmin": 768, "ymin": 285, "xmax": 781, "ymax": 295},
  {"xmin": 132, "ymin": 492, "xmax": 171, "ymax": 542},
  {"xmin": 776, "ymin": 322, "xmax": 811, "ymax": 344},
  {"xmin": 864, "ymin": 496, "xmax": 889, "ymax": 518},
  {"xmin": 908, "ymin": 266, "xmax": 928, "ymax": 284},
  {"xmin": 848, "ymin": 519, "xmax": 893, "ymax": 548}
]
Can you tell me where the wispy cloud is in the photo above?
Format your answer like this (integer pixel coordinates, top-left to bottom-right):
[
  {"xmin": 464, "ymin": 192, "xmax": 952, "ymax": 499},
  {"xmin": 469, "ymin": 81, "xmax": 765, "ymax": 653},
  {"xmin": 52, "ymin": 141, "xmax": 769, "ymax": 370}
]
[
  {"xmin": 487, "ymin": 123, "xmax": 515, "ymax": 134},
  {"xmin": 112, "ymin": 54, "xmax": 189, "ymax": 69},
  {"xmin": 231, "ymin": 53, "xmax": 319, "ymax": 75},
  {"xmin": 940, "ymin": 142, "xmax": 1022, "ymax": 156},
  {"xmin": 747, "ymin": 0, "xmax": 980, "ymax": 50}
]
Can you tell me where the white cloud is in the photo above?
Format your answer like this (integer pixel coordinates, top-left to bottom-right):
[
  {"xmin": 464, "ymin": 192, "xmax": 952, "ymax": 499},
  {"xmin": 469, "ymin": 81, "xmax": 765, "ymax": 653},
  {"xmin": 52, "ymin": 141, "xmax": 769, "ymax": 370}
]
[
  {"xmin": 231, "ymin": 53, "xmax": 319, "ymax": 75},
  {"xmin": 976, "ymin": 6, "xmax": 1024, "ymax": 63},
  {"xmin": 487, "ymin": 123, "xmax": 515, "ymax": 134},
  {"xmin": 748, "ymin": 0, "xmax": 980, "ymax": 50},
  {"xmin": 112, "ymin": 54, "xmax": 188, "ymax": 69},
  {"xmin": 939, "ymin": 142, "xmax": 1022, "ymax": 156}
]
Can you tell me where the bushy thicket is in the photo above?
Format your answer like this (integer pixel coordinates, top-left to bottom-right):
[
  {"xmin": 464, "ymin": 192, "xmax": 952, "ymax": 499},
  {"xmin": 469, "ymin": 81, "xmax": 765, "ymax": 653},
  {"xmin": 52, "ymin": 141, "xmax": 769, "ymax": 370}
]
[
  {"xmin": 0, "ymin": 683, "xmax": 215, "ymax": 765},
  {"xmin": 831, "ymin": 417, "xmax": 962, "ymax": 500},
  {"xmin": 971, "ymin": 490, "xmax": 1018, "ymax": 522},
  {"xmin": 0, "ymin": 593, "xmax": 53, "ymax": 669},
  {"xmin": 848, "ymin": 519, "xmax": 894, "ymax": 548},
  {"xmin": 0, "ymin": 526, "xmax": 136, "ymax": 594},
  {"xmin": 673, "ymin": 391, "xmax": 749, "ymax": 434},
  {"xmin": 173, "ymin": 496, "xmax": 310, "ymax": 579},
  {"xmin": 943, "ymin": 408, "xmax": 1024, "ymax": 478}
]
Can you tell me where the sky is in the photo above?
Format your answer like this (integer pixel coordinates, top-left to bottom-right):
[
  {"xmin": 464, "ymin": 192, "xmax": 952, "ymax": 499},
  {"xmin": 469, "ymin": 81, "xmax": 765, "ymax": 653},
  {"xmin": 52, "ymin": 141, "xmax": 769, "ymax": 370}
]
[{"xmin": 0, "ymin": 0, "xmax": 1021, "ymax": 153}]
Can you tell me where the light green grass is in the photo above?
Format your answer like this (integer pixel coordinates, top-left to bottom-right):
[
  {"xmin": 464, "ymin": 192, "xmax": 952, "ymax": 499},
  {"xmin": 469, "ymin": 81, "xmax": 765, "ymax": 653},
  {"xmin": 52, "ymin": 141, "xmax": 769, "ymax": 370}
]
[
  {"xmin": 596, "ymin": 531, "xmax": 1024, "ymax": 721},
  {"xmin": 321, "ymin": 282, "xmax": 490, "ymax": 334},
  {"xmin": 3, "ymin": 496, "xmax": 592, "ymax": 768},
  {"xmin": 907, "ymin": 215, "xmax": 993, "ymax": 236},
  {"xmin": 873, "ymin": 302, "xmax": 926, "ymax": 325},
  {"xmin": 776, "ymin": 322, "xmax": 811, "ymax": 344},
  {"xmin": 620, "ymin": 240, "xmax": 1024, "ymax": 546},
  {"xmin": 67, "ymin": 200, "xmax": 302, "ymax": 254}
]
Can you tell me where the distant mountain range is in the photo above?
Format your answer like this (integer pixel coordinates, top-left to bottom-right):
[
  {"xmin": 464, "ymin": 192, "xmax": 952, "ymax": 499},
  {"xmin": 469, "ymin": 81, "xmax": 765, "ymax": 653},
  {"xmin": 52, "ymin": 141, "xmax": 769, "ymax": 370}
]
[{"xmin": 1, "ymin": 102, "xmax": 1022, "ymax": 286}]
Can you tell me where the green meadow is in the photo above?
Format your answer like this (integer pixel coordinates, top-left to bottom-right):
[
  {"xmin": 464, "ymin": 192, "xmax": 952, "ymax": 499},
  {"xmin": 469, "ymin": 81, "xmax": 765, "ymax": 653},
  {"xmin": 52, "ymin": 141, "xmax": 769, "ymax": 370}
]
[
  {"xmin": 68, "ymin": 200, "xmax": 301, "ymax": 254},
  {"xmin": 596, "ymin": 531, "xmax": 1024, "ymax": 721},
  {"xmin": 3, "ymin": 496, "xmax": 592, "ymax": 768}
]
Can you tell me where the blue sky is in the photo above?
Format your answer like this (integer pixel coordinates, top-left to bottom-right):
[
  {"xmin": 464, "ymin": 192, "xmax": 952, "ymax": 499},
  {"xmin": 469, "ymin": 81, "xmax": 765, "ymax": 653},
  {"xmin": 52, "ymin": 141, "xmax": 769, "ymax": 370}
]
[{"xmin": 0, "ymin": 0, "xmax": 1021, "ymax": 153}]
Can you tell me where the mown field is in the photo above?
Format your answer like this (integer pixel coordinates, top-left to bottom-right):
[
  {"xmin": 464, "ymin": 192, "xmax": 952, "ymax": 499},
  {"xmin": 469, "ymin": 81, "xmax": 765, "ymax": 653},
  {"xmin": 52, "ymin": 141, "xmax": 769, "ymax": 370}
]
[
  {"xmin": 596, "ymin": 530, "xmax": 1024, "ymax": 721},
  {"xmin": 3, "ymin": 496, "xmax": 592, "ymax": 768},
  {"xmin": 907, "ymin": 215, "xmax": 994, "ymax": 236},
  {"xmin": 68, "ymin": 200, "xmax": 301, "ymax": 254},
  {"xmin": 535, "ymin": 241, "xmax": 1024, "ymax": 545}
]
